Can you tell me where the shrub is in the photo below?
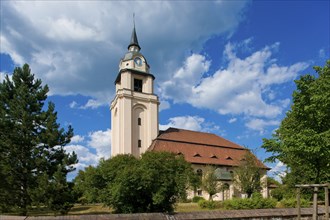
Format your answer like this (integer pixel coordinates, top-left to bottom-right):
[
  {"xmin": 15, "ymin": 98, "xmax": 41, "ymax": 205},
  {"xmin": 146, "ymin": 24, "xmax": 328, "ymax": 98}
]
[
  {"xmin": 223, "ymin": 196, "xmax": 277, "ymax": 210},
  {"xmin": 277, "ymin": 198, "xmax": 310, "ymax": 208},
  {"xmin": 198, "ymin": 200, "xmax": 221, "ymax": 209},
  {"xmin": 192, "ymin": 196, "xmax": 205, "ymax": 203}
]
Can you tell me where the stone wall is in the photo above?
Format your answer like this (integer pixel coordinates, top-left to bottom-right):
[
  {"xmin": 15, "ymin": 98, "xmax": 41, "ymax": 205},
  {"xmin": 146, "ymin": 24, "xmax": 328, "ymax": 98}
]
[{"xmin": 1, "ymin": 207, "xmax": 328, "ymax": 220}]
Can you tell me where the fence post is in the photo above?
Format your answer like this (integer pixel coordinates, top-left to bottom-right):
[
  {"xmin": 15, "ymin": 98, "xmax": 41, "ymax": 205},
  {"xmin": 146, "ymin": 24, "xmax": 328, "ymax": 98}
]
[
  {"xmin": 313, "ymin": 186, "xmax": 318, "ymax": 220},
  {"xmin": 325, "ymin": 185, "xmax": 329, "ymax": 220},
  {"xmin": 297, "ymin": 187, "xmax": 301, "ymax": 220}
]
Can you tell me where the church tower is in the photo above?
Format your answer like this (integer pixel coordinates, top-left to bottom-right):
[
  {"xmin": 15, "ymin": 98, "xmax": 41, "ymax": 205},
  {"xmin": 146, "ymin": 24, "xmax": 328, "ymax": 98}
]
[{"xmin": 110, "ymin": 26, "xmax": 159, "ymax": 157}]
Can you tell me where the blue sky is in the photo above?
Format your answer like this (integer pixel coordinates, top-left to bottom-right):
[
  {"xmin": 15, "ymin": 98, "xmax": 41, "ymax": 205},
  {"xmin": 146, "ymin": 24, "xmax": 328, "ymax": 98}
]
[{"xmin": 1, "ymin": 1, "xmax": 329, "ymax": 181}]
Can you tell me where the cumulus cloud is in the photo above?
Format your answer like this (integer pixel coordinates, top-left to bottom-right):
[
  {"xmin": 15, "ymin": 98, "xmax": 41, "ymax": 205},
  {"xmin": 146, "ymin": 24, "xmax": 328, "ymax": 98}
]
[
  {"xmin": 160, "ymin": 41, "xmax": 308, "ymax": 129},
  {"xmin": 64, "ymin": 129, "xmax": 111, "ymax": 179},
  {"xmin": 80, "ymin": 99, "xmax": 104, "ymax": 109},
  {"xmin": 87, "ymin": 129, "xmax": 111, "ymax": 160},
  {"xmin": 0, "ymin": 71, "xmax": 13, "ymax": 83},
  {"xmin": 245, "ymin": 118, "xmax": 280, "ymax": 133},
  {"xmin": 69, "ymin": 101, "xmax": 78, "ymax": 109},
  {"xmin": 65, "ymin": 144, "xmax": 99, "ymax": 168},
  {"xmin": 69, "ymin": 99, "xmax": 107, "ymax": 110},
  {"xmin": 160, "ymin": 115, "xmax": 204, "ymax": 131},
  {"xmin": 159, "ymin": 100, "xmax": 170, "ymax": 111},
  {"xmin": 70, "ymin": 135, "xmax": 85, "ymax": 144},
  {"xmin": 228, "ymin": 118, "xmax": 237, "ymax": 123},
  {"xmin": 1, "ymin": 1, "xmax": 247, "ymax": 106},
  {"xmin": 159, "ymin": 115, "xmax": 222, "ymax": 134},
  {"xmin": 160, "ymin": 54, "xmax": 211, "ymax": 102},
  {"xmin": 268, "ymin": 160, "xmax": 287, "ymax": 183}
]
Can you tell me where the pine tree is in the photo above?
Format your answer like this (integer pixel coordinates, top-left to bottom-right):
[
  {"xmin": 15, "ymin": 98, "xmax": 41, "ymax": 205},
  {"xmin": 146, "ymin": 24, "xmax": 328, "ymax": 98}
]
[{"xmin": 0, "ymin": 64, "xmax": 77, "ymax": 215}]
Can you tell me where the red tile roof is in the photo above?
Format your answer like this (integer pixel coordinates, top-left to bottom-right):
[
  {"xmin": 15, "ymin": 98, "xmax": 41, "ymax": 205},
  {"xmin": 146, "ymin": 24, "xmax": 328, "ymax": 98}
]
[{"xmin": 149, "ymin": 127, "xmax": 268, "ymax": 169}]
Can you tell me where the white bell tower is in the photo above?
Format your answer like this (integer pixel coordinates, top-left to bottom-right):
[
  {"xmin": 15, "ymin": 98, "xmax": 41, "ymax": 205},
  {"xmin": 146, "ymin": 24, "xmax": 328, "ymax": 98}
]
[{"xmin": 110, "ymin": 25, "xmax": 159, "ymax": 157}]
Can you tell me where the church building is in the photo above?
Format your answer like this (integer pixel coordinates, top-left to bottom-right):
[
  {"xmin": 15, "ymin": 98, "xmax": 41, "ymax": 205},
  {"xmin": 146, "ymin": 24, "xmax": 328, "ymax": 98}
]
[{"xmin": 111, "ymin": 26, "xmax": 269, "ymax": 200}]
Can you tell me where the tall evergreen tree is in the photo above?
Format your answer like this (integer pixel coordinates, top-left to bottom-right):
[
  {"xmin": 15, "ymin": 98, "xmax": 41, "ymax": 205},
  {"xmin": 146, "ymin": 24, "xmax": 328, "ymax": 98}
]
[{"xmin": 0, "ymin": 64, "xmax": 77, "ymax": 215}]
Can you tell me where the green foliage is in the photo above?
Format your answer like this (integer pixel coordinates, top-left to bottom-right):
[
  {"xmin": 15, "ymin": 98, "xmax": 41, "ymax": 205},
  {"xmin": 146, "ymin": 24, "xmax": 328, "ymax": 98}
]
[
  {"xmin": 267, "ymin": 177, "xmax": 281, "ymax": 186},
  {"xmin": 262, "ymin": 60, "xmax": 330, "ymax": 184},
  {"xmin": 223, "ymin": 194, "xmax": 277, "ymax": 210},
  {"xmin": 198, "ymin": 200, "xmax": 219, "ymax": 209},
  {"xmin": 74, "ymin": 152, "xmax": 195, "ymax": 213},
  {"xmin": 0, "ymin": 64, "xmax": 77, "ymax": 215},
  {"xmin": 233, "ymin": 152, "xmax": 262, "ymax": 198},
  {"xmin": 201, "ymin": 166, "xmax": 220, "ymax": 200},
  {"xmin": 270, "ymin": 184, "xmax": 296, "ymax": 201},
  {"xmin": 277, "ymin": 198, "xmax": 309, "ymax": 208},
  {"xmin": 74, "ymin": 166, "xmax": 106, "ymax": 204},
  {"xmin": 192, "ymin": 196, "xmax": 205, "ymax": 203}
]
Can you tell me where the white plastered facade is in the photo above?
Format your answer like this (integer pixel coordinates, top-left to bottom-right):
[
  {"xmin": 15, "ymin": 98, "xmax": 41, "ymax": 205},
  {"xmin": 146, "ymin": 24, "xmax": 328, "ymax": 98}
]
[{"xmin": 111, "ymin": 43, "xmax": 159, "ymax": 158}]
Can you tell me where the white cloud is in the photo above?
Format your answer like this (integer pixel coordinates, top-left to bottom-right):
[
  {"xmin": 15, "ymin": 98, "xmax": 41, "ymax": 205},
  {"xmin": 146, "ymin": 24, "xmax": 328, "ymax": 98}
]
[
  {"xmin": 159, "ymin": 100, "xmax": 170, "ymax": 111},
  {"xmin": 64, "ymin": 129, "xmax": 111, "ymax": 178},
  {"xmin": 0, "ymin": 72, "xmax": 7, "ymax": 82},
  {"xmin": 268, "ymin": 160, "xmax": 287, "ymax": 183},
  {"xmin": 160, "ymin": 115, "xmax": 204, "ymax": 131},
  {"xmin": 0, "ymin": 71, "xmax": 13, "ymax": 83},
  {"xmin": 65, "ymin": 144, "xmax": 99, "ymax": 168},
  {"xmin": 1, "ymin": 1, "xmax": 247, "ymax": 107},
  {"xmin": 160, "ymin": 41, "xmax": 309, "ymax": 122},
  {"xmin": 245, "ymin": 118, "xmax": 280, "ymax": 133},
  {"xmin": 319, "ymin": 48, "xmax": 326, "ymax": 58},
  {"xmin": 69, "ymin": 101, "xmax": 78, "ymax": 109},
  {"xmin": 279, "ymin": 98, "xmax": 290, "ymax": 108},
  {"xmin": 71, "ymin": 135, "xmax": 85, "ymax": 144},
  {"xmin": 80, "ymin": 99, "xmax": 105, "ymax": 109},
  {"xmin": 159, "ymin": 115, "xmax": 222, "ymax": 135},
  {"xmin": 87, "ymin": 129, "xmax": 111, "ymax": 160},
  {"xmin": 160, "ymin": 54, "xmax": 210, "ymax": 102},
  {"xmin": 46, "ymin": 17, "xmax": 100, "ymax": 41},
  {"xmin": 228, "ymin": 118, "xmax": 237, "ymax": 123},
  {"xmin": 69, "ymin": 99, "xmax": 107, "ymax": 110}
]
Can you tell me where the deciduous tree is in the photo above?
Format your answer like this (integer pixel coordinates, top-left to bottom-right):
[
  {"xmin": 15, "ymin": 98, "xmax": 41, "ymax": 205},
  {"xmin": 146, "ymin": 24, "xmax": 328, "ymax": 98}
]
[
  {"xmin": 75, "ymin": 152, "xmax": 195, "ymax": 213},
  {"xmin": 201, "ymin": 166, "xmax": 220, "ymax": 201},
  {"xmin": 262, "ymin": 60, "xmax": 330, "ymax": 184},
  {"xmin": 233, "ymin": 152, "xmax": 262, "ymax": 198}
]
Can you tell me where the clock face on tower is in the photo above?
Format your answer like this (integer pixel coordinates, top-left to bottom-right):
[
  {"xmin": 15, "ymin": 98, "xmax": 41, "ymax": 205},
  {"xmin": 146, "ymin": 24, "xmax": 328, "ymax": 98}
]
[{"xmin": 134, "ymin": 57, "xmax": 142, "ymax": 67}]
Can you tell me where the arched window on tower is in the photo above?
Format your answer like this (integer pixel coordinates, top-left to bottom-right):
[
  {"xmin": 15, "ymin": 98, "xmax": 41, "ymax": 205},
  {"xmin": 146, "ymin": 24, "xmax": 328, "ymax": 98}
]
[{"xmin": 134, "ymin": 78, "xmax": 143, "ymax": 92}]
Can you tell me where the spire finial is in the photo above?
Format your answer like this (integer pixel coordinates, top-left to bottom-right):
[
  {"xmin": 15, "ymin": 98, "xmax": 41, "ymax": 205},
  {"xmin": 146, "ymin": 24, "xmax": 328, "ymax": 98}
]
[{"xmin": 128, "ymin": 14, "xmax": 141, "ymax": 51}]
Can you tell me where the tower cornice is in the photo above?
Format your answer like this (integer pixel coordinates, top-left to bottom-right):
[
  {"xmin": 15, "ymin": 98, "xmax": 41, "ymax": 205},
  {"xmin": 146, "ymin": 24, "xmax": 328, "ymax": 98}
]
[{"xmin": 115, "ymin": 68, "xmax": 155, "ymax": 85}]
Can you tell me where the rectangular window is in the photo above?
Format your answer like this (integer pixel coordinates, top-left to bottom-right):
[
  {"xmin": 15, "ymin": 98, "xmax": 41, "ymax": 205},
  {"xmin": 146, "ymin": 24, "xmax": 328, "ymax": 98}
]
[
  {"xmin": 138, "ymin": 139, "xmax": 142, "ymax": 148},
  {"xmin": 197, "ymin": 190, "xmax": 203, "ymax": 196},
  {"xmin": 138, "ymin": 117, "xmax": 141, "ymax": 126},
  {"xmin": 134, "ymin": 79, "xmax": 143, "ymax": 92}
]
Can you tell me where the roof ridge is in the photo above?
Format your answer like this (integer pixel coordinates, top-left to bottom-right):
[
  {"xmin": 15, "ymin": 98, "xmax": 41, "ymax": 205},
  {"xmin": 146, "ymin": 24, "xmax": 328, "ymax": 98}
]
[
  {"xmin": 156, "ymin": 137, "xmax": 245, "ymax": 150},
  {"xmin": 161, "ymin": 127, "xmax": 245, "ymax": 149},
  {"xmin": 166, "ymin": 127, "xmax": 215, "ymax": 135}
]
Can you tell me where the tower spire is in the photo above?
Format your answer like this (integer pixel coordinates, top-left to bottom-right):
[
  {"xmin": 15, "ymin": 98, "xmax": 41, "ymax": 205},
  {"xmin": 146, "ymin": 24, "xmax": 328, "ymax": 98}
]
[{"xmin": 128, "ymin": 13, "xmax": 141, "ymax": 51}]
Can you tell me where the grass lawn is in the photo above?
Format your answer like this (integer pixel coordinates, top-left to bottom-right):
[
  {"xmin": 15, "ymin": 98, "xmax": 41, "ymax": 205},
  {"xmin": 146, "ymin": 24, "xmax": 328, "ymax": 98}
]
[
  {"xmin": 68, "ymin": 203, "xmax": 208, "ymax": 214},
  {"xmin": 175, "ymin": 202, "xmax": 213, "ymax": 212},
  {"xmin": 68, "ymin": 204, "xmax": 113, "ymax": 215},
  {"xmin": 3, "ymin": 203, "xmax": 210, "ymax": 216}
]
